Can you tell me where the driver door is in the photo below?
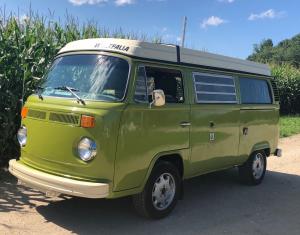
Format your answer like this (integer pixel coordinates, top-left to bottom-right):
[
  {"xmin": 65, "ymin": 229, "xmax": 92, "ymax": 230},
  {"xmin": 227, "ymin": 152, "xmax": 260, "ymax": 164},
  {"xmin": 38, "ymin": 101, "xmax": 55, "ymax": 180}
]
[{"xmin": 114, "ymin": 65, "xmax": 191, "ymax": 191}]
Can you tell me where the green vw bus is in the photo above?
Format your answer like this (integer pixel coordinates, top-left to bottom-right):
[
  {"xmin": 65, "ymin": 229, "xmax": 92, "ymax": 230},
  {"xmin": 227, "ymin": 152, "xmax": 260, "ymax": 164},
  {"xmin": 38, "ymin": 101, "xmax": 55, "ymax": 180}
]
[{"xmin": 9, "ymin": 38, "xmax": 282, "ymax": 219}]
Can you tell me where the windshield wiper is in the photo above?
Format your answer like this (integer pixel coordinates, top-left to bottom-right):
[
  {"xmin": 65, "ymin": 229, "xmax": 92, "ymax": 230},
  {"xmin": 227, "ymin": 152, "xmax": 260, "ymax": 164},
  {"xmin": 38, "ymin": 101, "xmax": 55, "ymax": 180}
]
[
  {"xmin": 54, "ymin": 86, "xmax": 86, "ymax": 105},
  {"xmin": 36, "ymin": 86, "xmax": 44, "ymax": 100}
]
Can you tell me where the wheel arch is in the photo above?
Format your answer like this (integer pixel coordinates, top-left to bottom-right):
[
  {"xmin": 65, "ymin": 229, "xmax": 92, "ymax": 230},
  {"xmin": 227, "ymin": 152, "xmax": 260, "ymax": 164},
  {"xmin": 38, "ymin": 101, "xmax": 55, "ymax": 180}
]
[
  {"xmin": 250, "ymin": 141, "xmax": 271, "ymax": 157},
  {"xmin": 141, "ymin": 150, "xmax": 186, "ymax": 190}
]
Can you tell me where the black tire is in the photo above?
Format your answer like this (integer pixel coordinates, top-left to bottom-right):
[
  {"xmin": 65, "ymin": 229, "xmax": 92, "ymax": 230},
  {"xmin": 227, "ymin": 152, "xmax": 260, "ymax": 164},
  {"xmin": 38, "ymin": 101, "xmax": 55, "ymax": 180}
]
[
  {"xmin": 239, "ymin": 151, "xmax": 267, "ymax": 185},
  {"xmin": 132, "ymin": 161, "xmax": 181, "ymax": 219}
]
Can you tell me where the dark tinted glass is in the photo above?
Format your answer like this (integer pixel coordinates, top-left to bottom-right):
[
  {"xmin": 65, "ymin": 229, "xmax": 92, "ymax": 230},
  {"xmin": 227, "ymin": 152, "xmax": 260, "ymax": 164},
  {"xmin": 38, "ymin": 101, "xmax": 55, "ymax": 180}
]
[{"xmin": 240, "ymin": 78, "xmax": 272, "ymax": 104}]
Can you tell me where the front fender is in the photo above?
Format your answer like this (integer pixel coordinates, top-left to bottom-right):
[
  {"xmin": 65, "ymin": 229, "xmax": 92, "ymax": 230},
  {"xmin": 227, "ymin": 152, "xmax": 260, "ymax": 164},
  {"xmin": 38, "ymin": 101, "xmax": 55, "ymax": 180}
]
[
  {"xmin": 108, "ymin": 148, "xmax": 189, "ymax": 199},
  {"xmin": 250, "ymin": 141, "xmax": 271, "ymax": 156}
]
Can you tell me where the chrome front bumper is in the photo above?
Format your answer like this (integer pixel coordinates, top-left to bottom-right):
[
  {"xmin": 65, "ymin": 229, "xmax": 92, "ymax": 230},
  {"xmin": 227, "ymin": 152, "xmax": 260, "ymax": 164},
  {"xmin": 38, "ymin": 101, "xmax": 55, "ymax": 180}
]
[{"xmin": 9, "ymin": 159, "xmax": 109, "ymax": 198}]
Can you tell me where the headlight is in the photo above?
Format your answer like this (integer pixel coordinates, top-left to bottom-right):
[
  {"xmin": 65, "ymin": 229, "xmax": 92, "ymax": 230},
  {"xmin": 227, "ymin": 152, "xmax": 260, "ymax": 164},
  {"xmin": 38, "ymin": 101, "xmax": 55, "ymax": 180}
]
[
  {"xmin": 17, "ymin": 126, "xmax": 27, "ymax": 147},
  {"xmin": 77, "ymin": 137, "xmax": 97, "ymax": 162}
]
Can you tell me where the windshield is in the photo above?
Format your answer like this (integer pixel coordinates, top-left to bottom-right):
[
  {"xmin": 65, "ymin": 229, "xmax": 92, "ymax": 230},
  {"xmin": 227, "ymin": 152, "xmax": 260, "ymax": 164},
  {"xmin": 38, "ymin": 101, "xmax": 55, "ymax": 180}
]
[{"xmin": 40, "ymin": 54, "xmax": 130, "ymax": 102}]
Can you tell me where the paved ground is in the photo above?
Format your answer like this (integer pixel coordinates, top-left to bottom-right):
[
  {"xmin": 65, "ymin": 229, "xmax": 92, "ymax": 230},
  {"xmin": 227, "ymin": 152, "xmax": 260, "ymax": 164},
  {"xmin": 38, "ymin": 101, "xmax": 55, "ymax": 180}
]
[{"xmin": 1, "ymin": 135, "xmax": 300, "ymax": 235}]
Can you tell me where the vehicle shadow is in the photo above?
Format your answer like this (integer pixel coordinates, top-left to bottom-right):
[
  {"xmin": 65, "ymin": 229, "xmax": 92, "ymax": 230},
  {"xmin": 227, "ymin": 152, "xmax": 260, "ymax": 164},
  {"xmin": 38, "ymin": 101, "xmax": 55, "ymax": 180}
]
[
  {"xmin": 0, "ymin": 168, "xmax": 66, "ymax": 212},
  {"xmin": 2, "ymin": 168, "xmax": 300, "ymax": 234}
]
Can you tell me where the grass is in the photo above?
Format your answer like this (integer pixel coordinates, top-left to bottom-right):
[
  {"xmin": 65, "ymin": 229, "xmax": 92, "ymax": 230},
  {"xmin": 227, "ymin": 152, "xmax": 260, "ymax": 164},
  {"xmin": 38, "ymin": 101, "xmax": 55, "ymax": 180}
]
[{"xmin": 280, "ymin": 116, "xmax": 300, "ymax": 137}]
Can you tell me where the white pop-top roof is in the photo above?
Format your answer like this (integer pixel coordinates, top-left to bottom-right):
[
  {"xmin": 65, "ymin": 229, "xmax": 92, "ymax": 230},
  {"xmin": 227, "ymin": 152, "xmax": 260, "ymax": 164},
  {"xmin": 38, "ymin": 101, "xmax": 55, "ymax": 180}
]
[{"xmin": 59, "ymin": 38, "xmax": 270, "ymax": 76}]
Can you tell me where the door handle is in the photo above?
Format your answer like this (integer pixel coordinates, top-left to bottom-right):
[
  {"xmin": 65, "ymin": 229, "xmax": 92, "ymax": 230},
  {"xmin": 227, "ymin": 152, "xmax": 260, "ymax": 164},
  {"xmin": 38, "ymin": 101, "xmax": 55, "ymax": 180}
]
[
  {"xmin": 243, "ymin": 127, "xmax": 249, "ymax": 135},
  {"xmin": 180, "ymin": 122, "xmax": 191, "ymax": 127}
]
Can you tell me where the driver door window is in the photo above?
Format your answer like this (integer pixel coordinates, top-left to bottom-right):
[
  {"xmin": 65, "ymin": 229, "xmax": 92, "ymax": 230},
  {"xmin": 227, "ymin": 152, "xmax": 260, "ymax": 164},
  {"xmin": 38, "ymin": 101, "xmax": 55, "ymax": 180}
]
[{"xmin": 134, "ymin": 66, "xmax": 184, "ymax": 104}]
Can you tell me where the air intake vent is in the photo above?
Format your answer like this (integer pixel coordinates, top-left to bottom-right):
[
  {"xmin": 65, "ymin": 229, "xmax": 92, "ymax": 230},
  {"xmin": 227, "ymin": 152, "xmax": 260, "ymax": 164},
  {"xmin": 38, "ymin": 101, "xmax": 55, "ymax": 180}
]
[
  {"xmin": 27, "ymin": 109, "xmax": 46, "ymax": 120},
  {"xmin": 49, "ymin": 113, "xmax": 80, "ymax": 125},
  {"xmin": 270, "ymin": 80, "xmax": 280, "ymax": 102}
]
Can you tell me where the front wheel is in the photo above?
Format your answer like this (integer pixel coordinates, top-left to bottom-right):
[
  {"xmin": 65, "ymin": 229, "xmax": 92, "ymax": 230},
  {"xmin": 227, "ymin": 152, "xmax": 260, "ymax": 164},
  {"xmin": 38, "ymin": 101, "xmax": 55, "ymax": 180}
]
[
  {"xmin": 132, "ymin": 161, "xmax": 181, "ymax": 219},
  {"xmin": 239, "ymin": 151, "xmax": 267, "ymax": 185}
]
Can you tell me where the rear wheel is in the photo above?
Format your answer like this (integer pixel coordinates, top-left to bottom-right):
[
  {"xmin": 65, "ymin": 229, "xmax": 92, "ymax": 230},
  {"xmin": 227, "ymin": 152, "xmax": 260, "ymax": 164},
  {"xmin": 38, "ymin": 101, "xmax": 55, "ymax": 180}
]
[
  {"xmin": 132, "ymin": 161, "xmax": 181, "ymax": 219},
  {"xmin": 239, "ymin": 151, "xmax": 267, "ymax": 185}
]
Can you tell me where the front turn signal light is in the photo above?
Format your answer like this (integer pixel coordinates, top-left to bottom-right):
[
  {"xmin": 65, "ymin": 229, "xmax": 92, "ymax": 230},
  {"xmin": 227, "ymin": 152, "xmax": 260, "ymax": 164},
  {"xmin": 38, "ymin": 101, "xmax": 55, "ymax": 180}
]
[
  {"xmin": 21, "ymin": 107, "xmax": 28, "ymax": 119},
  {"xmin": 81, "ymin": 115, "xmax": 95, "ymax": 128}
]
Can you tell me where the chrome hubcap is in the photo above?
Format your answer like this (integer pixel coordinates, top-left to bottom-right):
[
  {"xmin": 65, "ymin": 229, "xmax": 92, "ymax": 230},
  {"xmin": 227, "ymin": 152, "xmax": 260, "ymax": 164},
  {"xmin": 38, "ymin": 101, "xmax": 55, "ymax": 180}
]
[
  {"xmin": 152, "ymin": 173, "xmax": 176, "ymax": 211},
  {"xmin": 252, "ymin": 153, "xmax": 264, "ymax": 180}
]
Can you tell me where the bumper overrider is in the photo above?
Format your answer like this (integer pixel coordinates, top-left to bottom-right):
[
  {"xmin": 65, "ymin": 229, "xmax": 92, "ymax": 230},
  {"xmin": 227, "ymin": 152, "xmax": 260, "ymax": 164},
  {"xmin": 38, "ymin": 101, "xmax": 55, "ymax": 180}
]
[{"xmin": 9, "ymin": 159, "xmax": 109, "ymax": 198}]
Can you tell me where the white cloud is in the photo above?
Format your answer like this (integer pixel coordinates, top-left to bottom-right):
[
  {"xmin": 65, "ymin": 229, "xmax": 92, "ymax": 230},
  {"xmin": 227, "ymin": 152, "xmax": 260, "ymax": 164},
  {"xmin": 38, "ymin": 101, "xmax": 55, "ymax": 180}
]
[
  {"xmin": 248, "ymin": 9, "xmax": 285, "ymax": 21},
  {"xmin": 218, "ymin": 0, "xmax": 234, "ymax": 3},
  {"xmin": 115, "ymin": 0, "xmax": 135, "ymax": 6},
  {"xmin": 201, "ymin": 16, "xmax": 226, "ymax": 29},
  {"xmin": 69, "ymin": 0, "xmax": 108, "ymax": 6}
]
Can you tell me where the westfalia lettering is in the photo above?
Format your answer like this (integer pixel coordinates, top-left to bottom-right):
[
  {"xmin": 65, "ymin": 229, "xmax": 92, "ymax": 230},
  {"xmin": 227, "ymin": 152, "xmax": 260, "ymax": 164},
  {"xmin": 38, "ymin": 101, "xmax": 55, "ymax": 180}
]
[
  {"xmin": 94, "ymin": 43, "xmax": 130, "ymax": 52},
  {"xmin": 109, "ymin": 44, "xmax": 130, "ymax": 51}
]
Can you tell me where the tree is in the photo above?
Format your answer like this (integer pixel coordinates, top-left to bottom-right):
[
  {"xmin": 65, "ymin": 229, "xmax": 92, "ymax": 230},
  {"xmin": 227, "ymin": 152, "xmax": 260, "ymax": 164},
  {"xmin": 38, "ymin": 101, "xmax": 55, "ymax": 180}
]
[{"xmin": 248, "ymin": 34, "xmax": 300, "ymax": 68}]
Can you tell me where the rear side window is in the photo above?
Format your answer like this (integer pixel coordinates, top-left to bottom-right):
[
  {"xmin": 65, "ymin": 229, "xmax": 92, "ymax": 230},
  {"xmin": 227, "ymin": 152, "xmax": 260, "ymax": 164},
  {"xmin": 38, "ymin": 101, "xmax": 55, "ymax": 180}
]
[
  {"xmin": 134, "ymin": 66, "xmax": 184, "ymax": 103},
  {"xmin": 240, "ymin": 78, "xmax": 272, "ymax": 104},
  {"xmin": 193, "ymin": 72, "xmax": 237, "ymax": 104}
]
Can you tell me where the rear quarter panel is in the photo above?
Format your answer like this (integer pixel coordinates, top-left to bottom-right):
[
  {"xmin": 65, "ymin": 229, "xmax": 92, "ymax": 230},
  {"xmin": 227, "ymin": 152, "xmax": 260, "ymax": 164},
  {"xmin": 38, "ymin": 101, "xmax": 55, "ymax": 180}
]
[{"xmin": 237, "ymin": 77, "xmax": 280, "ymax": 161}]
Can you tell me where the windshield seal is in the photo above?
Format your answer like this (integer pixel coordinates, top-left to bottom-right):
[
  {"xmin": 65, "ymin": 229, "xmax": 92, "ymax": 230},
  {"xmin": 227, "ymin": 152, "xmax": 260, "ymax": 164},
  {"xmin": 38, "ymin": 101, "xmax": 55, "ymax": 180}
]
[{"xmin": 36, "ymin": 52, "xmax": 131, "ymax": 103}]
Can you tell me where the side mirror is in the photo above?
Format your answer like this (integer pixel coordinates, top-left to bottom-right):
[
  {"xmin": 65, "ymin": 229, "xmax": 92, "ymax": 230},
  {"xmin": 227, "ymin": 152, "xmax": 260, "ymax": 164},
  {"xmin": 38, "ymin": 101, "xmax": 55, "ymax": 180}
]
[{"xmin": 150, "ymin": 89, "xmax": 165, "ymax": 107}]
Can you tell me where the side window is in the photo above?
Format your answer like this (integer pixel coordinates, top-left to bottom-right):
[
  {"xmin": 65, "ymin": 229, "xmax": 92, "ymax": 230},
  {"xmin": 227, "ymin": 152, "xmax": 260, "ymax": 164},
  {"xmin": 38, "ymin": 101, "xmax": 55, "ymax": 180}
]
[
  {"xmin": 134, "ymin": 66, "xmax": 184, "ymax": 103},
  {"xmin": 193, "ymin": 72, "xmax": 237, "ymax": 104},
  {"xmin": 240, "ymin": 78, "xmax": 272, "ymax": 104},
  {"xmin": 134, "ymin": 66, "xmax": 148, "ymax": 103}
]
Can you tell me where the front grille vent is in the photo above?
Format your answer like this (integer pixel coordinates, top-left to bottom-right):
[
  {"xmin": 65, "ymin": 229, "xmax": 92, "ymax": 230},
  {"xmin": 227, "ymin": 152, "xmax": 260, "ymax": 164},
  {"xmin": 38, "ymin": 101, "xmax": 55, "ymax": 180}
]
[
  {"xmin": 49, "ymin": 113, "xmax": 80, "ymax": 125},
  {"xmin": 27, "ymin": 109, "xmax": 46, "ymax": 120},
  {"xmin": 270, "ymin": 80, "xmax": 280, "ymax": 102}
]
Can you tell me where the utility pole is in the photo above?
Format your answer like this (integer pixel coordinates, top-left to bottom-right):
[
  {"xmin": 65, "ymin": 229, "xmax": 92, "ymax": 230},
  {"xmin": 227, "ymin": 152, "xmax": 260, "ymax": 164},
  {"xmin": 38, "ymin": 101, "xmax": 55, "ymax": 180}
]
[{"xmin": 181, "ymin": 16, "xmax": 187, "ymax": 48}]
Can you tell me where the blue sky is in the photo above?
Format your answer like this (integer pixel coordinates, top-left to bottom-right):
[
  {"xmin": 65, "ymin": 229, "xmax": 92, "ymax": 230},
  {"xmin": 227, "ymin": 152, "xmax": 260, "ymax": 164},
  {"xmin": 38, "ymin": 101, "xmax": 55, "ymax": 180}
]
[{"xmin": 0, "ymin": 0, "xmax": 299, "ymax": 59}]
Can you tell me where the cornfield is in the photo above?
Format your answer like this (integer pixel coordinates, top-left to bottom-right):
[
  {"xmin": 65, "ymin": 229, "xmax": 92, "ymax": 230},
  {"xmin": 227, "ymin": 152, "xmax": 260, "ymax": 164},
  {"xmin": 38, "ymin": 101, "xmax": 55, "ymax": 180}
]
[
  {"xmin": 271, "ymin": 64, "xmax": 300, "ymax": 115},
  {"xmin": 0, "ymin": 9, "xmax": 162, "ymax": 166}
]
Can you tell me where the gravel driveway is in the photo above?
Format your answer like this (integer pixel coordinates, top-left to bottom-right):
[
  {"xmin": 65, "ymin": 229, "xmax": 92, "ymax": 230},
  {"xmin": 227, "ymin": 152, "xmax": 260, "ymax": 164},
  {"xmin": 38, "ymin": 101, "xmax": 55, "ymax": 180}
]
[{"xmin": 1, "ymin": 134, "xmax": 300, "ymax": 235}]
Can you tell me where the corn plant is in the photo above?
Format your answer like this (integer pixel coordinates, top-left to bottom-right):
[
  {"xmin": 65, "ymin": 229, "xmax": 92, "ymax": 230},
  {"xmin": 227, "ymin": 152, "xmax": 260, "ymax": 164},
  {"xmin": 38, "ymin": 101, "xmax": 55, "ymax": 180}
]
[{"xmin": 271, "ymin": 64, "xmax": 300, "ymax": 115}]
